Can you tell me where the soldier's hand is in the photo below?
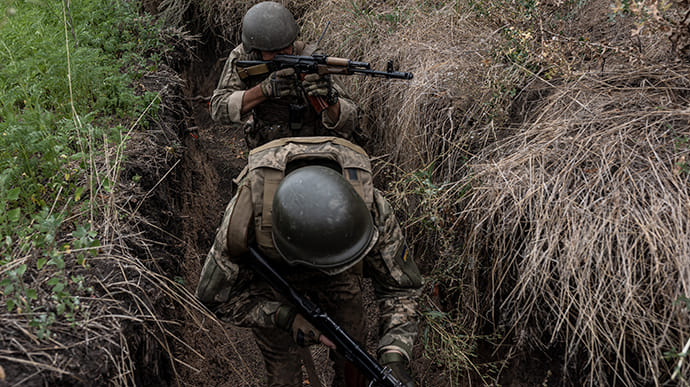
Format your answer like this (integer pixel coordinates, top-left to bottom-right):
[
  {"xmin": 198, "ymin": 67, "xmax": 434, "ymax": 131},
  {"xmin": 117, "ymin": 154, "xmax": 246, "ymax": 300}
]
[
  {"xmin": 302, "ymin": 73, "xmax": 339, "ymax": 105},
  {"xmin": 275, "ymin": 305, "xmax": 333, "ymax": 348},
  {"xmin": 260, "ymin": 68, "xmax": 297, "ymax": 99},
  {"xmin": 379, "ymin": 351, "xmax": 415, "ymax": 387}
]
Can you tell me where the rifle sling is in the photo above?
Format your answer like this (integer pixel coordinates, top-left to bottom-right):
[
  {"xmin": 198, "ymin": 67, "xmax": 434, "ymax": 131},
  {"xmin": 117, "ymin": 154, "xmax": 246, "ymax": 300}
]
[{"xmin": 299, "ymin": 347, "xmax": 323, "ymax": 387}]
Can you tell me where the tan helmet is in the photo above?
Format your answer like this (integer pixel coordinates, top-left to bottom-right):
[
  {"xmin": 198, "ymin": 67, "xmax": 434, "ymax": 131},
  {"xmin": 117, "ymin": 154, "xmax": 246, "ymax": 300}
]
[
  {"xmin": 241, "ymin": 2, "xmax": 298, "ymax": 52},
  {"xmin": 271, "ymin": 165, "xmax": 376, "ymax": 275}
]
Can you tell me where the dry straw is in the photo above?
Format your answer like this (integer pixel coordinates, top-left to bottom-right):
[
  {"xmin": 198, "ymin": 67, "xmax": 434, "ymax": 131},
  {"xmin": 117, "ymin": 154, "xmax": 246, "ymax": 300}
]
[
  {"xmin": 300, "ymin": 1, "xmax": 690, "ymax": 384},
  {"xmin": 459, "ymin": 65, "xmax": 690, "ymax": 385},
  {"xmin": 302, "ymin": 1, "xmax": 512, "ymax": 175}
]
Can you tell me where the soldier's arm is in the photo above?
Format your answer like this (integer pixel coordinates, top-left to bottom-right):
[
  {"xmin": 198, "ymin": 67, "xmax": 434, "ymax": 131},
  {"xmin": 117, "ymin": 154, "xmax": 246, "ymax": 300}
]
[
  {"xmin": 241, "ymin": 84, "xmax": 267, "ymax": 114},
  {"xmin": 209, "ymin": 45, "xmax": 255, "ymax": 124},
  {"xmin": 321, "ymin": 80, "xmax": 363, "ymax": 141},
  {"xmin": 195, "ymin": 191, "xmax": 283, "ymax": 328},
  {"xmin": 365, "ymin": 189, "xmax": 423, "ymax": 362}
]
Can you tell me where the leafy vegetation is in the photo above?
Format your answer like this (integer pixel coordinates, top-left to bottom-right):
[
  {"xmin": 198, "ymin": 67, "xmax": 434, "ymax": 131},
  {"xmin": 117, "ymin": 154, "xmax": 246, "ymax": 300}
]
[{"xmin": 0, "ymin": 0, "xmax": 160, "ymax": 338}]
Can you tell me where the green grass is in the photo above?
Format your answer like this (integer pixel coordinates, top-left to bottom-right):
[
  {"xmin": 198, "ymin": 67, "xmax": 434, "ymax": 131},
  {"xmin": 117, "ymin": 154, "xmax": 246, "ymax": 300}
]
[{"xmin": 0, "ymin": 0, "xmax": 161, "ymax": 337}]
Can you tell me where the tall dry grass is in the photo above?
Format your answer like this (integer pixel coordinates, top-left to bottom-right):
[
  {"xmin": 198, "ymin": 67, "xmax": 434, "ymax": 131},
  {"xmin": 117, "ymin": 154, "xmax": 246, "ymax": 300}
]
[
  {"xmin": 300, "ymin": 1, "xmax": 690, "ymax": 384},
  {"xmin": 301, "ymin": 1, "xmax": 516, "ymax": 176},
  {"xmin": 458, "ymin": 66, "xmax": 690, "ymax": 384}
]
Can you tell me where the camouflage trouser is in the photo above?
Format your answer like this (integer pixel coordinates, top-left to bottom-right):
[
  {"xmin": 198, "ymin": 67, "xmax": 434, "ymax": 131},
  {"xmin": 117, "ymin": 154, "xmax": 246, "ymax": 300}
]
[{"xmin": 253, "ymin": 262, "xmax": 365, "ymax": 387}]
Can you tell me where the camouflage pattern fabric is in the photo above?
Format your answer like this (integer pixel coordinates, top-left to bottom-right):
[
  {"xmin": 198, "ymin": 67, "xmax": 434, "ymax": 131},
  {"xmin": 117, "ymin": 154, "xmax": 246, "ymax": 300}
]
[
  {"xmin": 246, "ymin": 137, "xmax": 375, "ymax": 261},
  {"xmin": 253, "ymin": 263, "xmax": 366, "ymax": 387},
  {"xmin": 195, "ymin": 186, "xmax": 422, "ymax": 362},
  {"xmin": 209, "ymin": 42, "xmax": 363, "ymax": 149}
]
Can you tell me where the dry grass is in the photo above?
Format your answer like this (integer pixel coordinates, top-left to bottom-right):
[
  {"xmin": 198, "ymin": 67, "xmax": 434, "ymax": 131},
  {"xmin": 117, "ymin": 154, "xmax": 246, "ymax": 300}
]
[
  {"xmin": 295, "ymin": 1, "xmax": 690, "ymax": 384},
  {"xmin": 297, "ymin": 1, "xmax": 690, "ymax": 384},
  {"xmin": 457, "ymin": 65, "xmax": 690, "ymax": 385},
  {"xmin": 301, "ymin": 1, "xmax": 513, "ymax": 175}
]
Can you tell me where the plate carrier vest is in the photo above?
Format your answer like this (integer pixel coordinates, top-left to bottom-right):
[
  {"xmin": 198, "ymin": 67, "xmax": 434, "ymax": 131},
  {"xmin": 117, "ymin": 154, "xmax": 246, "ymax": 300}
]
[{"xmin": 231, "ymin": 136, "xmax": 374, "ymax": 261}]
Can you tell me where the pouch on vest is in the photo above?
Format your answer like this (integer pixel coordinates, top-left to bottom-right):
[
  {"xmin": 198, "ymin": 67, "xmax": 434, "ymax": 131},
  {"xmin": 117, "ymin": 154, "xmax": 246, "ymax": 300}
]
[{"xmin": 226, "ymin": 183, "xmax": 253, "ymax": 257}]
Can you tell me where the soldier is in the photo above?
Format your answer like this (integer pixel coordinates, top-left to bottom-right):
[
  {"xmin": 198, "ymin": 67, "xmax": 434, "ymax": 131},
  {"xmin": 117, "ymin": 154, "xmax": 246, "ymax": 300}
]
[
  {"xmin": 195, "ymin": 137, "xmax": 421, "ymax": 387},
  {"xmin": 210, "ymin": 1, "xmax": 363, "ymax": 149}
]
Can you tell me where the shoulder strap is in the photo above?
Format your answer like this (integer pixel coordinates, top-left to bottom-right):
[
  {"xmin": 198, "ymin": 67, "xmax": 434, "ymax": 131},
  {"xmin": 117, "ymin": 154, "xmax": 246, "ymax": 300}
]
[{"xmin": 249, "ymin": 136, "xmax": 368, "ymax": 157}]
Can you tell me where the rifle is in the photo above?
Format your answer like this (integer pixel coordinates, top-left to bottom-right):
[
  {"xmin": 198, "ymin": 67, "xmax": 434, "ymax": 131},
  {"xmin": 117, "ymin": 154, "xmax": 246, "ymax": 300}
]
[
  {"xmin": 247, "ymin": 246, "xmax": 406, "ymax": 387},
  {"xmin": 236, "ymin": 54, "xmax": 413, "ymax": 113}
]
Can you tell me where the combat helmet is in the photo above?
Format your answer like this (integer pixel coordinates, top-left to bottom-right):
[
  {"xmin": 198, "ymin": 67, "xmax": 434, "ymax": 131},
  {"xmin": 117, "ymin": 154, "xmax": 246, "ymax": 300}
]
[
  {"xmin": 241, "ymin": 1, "xmax": 299, "ymax": 52},
  {"xmin": 271, "ymin": 165, "xmax": 376, "ymax": 275}
]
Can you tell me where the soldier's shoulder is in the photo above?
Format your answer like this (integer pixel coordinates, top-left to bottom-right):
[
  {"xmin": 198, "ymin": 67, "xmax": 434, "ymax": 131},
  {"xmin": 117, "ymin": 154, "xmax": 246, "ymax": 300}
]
[{"xmin": 229, "ymin": 43, "xmax": 259, "ymax": 61}]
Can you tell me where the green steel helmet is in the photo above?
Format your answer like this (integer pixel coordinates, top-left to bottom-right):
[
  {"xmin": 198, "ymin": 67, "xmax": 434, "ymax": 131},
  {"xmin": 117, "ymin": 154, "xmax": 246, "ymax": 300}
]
[
  {"xmin": 241, "ymin": 2, "xmax": 298, "ymax": 52},
  {"xmin": 271, "ymin": 165, "xmax": 375, "ymax": 274}
]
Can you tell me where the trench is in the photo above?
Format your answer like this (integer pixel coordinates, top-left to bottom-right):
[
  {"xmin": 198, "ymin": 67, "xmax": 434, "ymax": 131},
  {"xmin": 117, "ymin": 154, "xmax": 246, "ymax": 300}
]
[
  {"xmin": 141, "ymin": 24, "xmax": 478, "ymax": 387},
  {"xmin": 137, "ymin": 15, "xmax": 410, "ymax": 382},
  {"xmin": 168, "ymin": 35, "xmax": 265, "ymax": 386},
  {"xmin": 148, "ymin": 29, "xmax": 346, "ymax": 386},
  {"xmin": 135, "ymin": 9, "xmax": 562, "ymax": 387}
]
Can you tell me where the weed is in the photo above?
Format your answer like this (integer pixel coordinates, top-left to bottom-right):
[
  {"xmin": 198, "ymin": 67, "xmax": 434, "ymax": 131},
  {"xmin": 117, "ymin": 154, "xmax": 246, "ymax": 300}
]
[
  {"xmin": 665, "ymin": 295, "xmax": 690, "ymax": 381},
  {"xmin": 0, "ymin": 0, "xmax": 163, "ymax": 338},
  {"xmin": 422, "ymin": 308, "xmax": 502, "ymax": 385}
]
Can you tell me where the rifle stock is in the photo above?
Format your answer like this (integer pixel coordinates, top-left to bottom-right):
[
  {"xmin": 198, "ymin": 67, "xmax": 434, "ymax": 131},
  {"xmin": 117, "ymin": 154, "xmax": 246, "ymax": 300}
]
[
  {"xmin": 237, "ymin": 54, "xmax": 413, "ymax": 80},
  {"xmin": 247, "ymin": 246, "xmax": 405, "ymax": 387}
]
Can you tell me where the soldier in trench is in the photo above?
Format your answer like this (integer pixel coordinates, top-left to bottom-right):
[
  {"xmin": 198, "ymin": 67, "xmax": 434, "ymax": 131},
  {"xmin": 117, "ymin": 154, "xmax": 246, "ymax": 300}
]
[
  {"xmin": 195, "ymin": 137, "xmax": 421, "ymax": 387},
  {"xmin": 209, "ymin": 1, "xmax": 364, "ymax": 150}
]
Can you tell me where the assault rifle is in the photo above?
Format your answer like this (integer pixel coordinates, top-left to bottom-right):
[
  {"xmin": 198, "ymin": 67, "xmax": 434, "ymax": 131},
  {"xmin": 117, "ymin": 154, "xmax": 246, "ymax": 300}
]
[
  {"xmin": 236, "ymin": 54, "xmax": 413, "ymax": 113},
  {"xmin": 247, "ymin": 246, "xmax": 405, "ymax": 387}
]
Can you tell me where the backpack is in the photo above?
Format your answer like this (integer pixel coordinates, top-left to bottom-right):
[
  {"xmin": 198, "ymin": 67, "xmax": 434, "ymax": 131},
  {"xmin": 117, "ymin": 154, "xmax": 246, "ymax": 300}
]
[{"xmin": 230, "ymin": 136, "xmax": 374, "ymax": 260}]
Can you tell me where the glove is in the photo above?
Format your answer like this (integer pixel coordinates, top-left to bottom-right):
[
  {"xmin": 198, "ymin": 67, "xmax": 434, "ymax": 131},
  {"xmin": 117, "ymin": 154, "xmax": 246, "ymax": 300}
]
[
  {"xmin": 275, "ymin": 305, "xmax": 322, "ymax": 347},
  {"xmin": 379, "ymin": 351, "xmax": 415, "ymax": 387},
  {"xmin": 302, "ymin": 73, "xmax": 339, "ymax": 105},
  {"xmin": 260, "ymin": 68, "xmax": 297, "ymax": 99}
]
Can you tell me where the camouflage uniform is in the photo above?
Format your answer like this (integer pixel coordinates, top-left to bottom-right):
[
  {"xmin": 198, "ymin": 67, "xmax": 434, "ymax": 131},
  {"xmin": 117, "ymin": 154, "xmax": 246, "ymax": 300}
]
[
  {"xmin": 196, "ymin": 137, "xmax": 421, "ymax": 387},
  {"xmin": 210, "ymin": 42, "xmax": 362, "ymax": 149}
]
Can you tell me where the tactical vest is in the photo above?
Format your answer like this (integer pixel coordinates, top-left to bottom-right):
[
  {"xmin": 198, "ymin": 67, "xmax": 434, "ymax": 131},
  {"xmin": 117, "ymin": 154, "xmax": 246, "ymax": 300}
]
[{"xmin": 243, "ymin": 136, "xmax": 374, "ymax": 260}]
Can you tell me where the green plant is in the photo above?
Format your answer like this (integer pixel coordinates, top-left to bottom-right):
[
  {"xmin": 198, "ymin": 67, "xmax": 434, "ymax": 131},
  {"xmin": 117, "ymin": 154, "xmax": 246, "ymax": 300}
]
[
  {"xmin": 665, "ymin": 295, "xmax": 690, "ymax": 381},
  {"xmin": 0, "ymin": 0, "xmax": 163, "ymax": 339},
  {"xmin": 70, "ymin": 224, "xmax": 99, "ymax": 266},
  {"xmin": 422, "ymin": 308, "xmax": 502, "ymax": 385}
]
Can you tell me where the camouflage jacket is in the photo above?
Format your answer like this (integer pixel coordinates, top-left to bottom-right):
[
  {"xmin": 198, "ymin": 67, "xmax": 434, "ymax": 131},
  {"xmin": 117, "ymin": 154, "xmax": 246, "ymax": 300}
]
[
  {"xmin": 210, "ymin": 42, "xmax": 362, "ymax": 149},
  {"xmin": 196, "ymin": 187, "xmax": 422, "ymax": 361}
]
